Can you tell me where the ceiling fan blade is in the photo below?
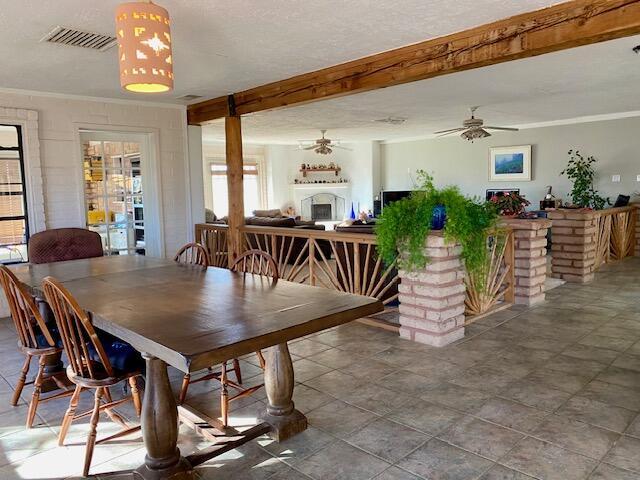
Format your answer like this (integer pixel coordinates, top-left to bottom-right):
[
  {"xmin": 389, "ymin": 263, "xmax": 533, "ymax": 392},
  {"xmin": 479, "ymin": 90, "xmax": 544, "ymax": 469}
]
[
  {"xmin": 332, "ymin": 145, "xmax": 352, "ymax": 151},
  {"xmin": 484, "ymin": 126, "xmax": 519, "ymax": 131},
  {"xmin": 302, "ymin": 145, "xmax": 318, "ymax": 150},
  {"xmin": 433, "ymin": 127, "xmax": 466, "ymax": 134}
]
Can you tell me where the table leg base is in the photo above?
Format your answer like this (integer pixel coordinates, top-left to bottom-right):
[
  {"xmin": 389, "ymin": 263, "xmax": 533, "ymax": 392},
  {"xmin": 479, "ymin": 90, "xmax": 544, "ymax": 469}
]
[
  {"xmin": 133, "ymin": 457, "xmax": 193, "ymax": 480},
  {"xmin": 260, "ymin": 409, "xmax": 307, "ymax": 442}
]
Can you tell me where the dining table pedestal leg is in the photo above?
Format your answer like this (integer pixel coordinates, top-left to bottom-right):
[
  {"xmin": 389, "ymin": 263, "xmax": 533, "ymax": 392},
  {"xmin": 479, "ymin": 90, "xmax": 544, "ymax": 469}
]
[
  {"xmin": 260, "ymin": 343, "xmax": 307, "ymax": 442},
  {"xmin": 134, "ymin": 354, "xmax": 193, "ymax": 480}
]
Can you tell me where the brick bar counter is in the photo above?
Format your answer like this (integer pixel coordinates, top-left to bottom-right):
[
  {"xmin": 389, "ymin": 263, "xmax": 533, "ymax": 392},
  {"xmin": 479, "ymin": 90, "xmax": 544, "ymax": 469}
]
[{"xmin": 500, "ymin": 218, "xmax": 552, "ymax": 306}]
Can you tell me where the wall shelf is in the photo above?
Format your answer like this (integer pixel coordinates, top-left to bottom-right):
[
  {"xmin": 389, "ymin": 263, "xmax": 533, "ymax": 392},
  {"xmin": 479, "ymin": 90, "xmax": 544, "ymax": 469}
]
[{"xmin": 300, "ymin": 167, "xmax": 341, "ymax": 177}]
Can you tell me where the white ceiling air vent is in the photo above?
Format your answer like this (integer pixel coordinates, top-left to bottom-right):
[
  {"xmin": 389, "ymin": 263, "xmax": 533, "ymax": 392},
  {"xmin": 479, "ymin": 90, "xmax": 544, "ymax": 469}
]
[
  {"xmin": 375, "ymin": 116, "xmax": 408, "ymax": 125},
  {"xmin": 40, "ymin": 26, "xmax": 117, "ymax": 52},
  {"xmin": 177, "ymin": 95, "xmax": 204, "ymax": 101}
]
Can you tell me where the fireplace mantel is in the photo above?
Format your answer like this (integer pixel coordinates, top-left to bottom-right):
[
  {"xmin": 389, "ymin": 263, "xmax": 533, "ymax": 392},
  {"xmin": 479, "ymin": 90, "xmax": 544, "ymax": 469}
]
[{"xmin": 291, "ymin": 183, "xmax": 349, "ymax": 190}]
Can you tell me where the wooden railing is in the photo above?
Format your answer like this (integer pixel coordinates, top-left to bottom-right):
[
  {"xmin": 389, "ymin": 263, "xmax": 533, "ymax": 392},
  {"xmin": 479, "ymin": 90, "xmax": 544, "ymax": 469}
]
[
  {"xmin": 195, "ymin": 223, "xmax": 516, "ymax": 325},
  {"xmin": 195, "ymin": 223, "xmax": 229, "ymax": 268},
  {"xmin": 594, "ymin": 206, "xmax": 637, "ymax": 269},
  {"xmin": 464, "ymin": 228, "xmax": 515, "ymax": 318}
]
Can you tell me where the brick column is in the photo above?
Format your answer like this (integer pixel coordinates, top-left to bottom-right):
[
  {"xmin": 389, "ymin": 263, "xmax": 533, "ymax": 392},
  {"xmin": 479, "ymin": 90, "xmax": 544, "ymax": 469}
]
[
  {"xmin": 501, "ymin": 218, "xmax": 552, "ymax": 306},
  {"xmin": 398, "ymin": 233, "xmax": 465, "ymax": 347},
  {"xmin": 547, "ymin": 209, "xmax": 597, "ymax": 283}
]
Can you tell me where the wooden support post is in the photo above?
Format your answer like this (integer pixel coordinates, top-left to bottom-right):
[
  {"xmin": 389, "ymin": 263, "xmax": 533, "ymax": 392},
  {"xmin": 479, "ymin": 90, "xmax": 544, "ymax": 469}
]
[{"xmin": 225, "ymin": 115, "xmax": 244, "ymax": 265}]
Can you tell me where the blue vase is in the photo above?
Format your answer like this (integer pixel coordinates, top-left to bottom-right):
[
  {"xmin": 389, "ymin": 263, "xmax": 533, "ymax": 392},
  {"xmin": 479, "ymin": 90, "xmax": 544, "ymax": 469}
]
[
  {"xmin": 431, "ymin": 204, "xmax": 446, "ymax": 230},
  {"xmin": 349, "ymin": 202, "xmax": 356, "ymax": 220}
]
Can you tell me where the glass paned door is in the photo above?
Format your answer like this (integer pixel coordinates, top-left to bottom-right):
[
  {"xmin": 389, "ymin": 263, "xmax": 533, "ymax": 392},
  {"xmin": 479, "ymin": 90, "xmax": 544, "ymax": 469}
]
[
  {"xmin": 0, "ymin": 125, "xmax": 28, "ymax": 264},
  {"xmin": 82, "ymin": 140, "xmax": 145, "ymax": 255}
]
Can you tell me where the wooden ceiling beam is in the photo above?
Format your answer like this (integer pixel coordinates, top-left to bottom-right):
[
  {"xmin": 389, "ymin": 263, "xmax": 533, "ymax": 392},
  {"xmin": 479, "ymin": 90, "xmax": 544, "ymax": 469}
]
[{"xmin": 187, "ymin": 0, "xmax": 640, "ymax": 125}]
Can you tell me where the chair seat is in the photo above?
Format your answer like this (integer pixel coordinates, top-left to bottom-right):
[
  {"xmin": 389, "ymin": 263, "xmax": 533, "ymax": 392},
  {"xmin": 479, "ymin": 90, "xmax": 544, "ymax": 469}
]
[{"xmin": 89, "ymin": 330, "xmax": 145, "ymax": 374}]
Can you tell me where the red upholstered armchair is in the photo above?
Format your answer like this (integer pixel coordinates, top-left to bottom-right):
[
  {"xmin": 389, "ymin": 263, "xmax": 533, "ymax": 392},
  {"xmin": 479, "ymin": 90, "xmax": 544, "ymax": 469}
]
[{"xmin": 28, "ymin": 228, "xmax": 104, "ymax": 264}]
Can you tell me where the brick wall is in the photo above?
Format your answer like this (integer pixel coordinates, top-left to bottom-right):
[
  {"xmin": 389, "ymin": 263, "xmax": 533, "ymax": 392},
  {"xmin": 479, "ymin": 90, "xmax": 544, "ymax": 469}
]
[
  {"xmin": 0, "ymin": 92, "xmax": 189, "ymax": 258},
  {"xmin": 547, "ymin": 209, "xmax": 598, "ymax": 283},
  {"xmin": 398, "ymin": 233, "xmax": 465, "ymax": 347},
  {"xmin": 501, "ymin": 218, "xmax": 551, "ymax": 305}
]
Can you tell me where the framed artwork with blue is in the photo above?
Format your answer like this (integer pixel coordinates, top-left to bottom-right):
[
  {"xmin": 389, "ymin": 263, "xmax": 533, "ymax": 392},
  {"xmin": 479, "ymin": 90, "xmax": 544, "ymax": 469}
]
[{"xmin": 489, "ymin": 145, "xmax": 532, "ymax": 181}]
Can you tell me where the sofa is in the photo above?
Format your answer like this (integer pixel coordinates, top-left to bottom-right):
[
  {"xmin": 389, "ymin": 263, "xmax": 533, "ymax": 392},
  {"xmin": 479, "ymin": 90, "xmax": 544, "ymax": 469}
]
[{"xmin": 206, "ymin": 209, "xmax": 331, "ymax": 265}]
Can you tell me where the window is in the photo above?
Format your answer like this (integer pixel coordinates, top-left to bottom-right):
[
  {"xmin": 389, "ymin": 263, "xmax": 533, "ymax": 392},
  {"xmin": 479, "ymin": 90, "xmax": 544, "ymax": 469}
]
[
  {"xmin": 82, "ymin": 139, "xmax": 145, "ymax": 255},
  {"xmin": 0, "ymin": 125, "xmax": 28, "ymax": 264},
  {"xmin": 210, "ymin": 161, "xmax": 262, "ymax": 217}
]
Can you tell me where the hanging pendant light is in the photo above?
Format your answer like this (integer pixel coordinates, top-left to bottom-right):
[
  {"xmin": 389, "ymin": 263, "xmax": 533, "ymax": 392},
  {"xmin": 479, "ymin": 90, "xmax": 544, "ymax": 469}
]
[{"xmin": 115, "ymin": 1, "xmax": 173, "ymax": 93}]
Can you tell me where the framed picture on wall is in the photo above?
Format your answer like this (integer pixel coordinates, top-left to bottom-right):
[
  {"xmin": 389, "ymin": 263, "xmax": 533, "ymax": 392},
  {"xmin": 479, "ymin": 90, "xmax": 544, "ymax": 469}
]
[{"xmin": 489, "ymin": 145, "xmax": 532, "ymax": 181}]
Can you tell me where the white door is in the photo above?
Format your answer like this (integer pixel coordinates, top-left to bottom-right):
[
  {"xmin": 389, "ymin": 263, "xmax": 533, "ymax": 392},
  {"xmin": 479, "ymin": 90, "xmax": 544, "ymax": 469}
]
[{"xmin": 79, "ymin": 131, "xmax": 163, "ymax": 257}]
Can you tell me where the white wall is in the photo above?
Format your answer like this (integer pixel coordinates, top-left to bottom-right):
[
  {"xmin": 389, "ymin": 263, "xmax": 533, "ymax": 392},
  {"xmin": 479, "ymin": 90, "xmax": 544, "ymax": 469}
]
[
  {"xmin": 381, "ymin": 116, "xmax": 640, "ymax": 205},
  {"xmin": 0, "ymin": 91, "xmax": 189, "ymax": 257},
  {"xmin": 203, "ymin": 141, "xmax": 381, "ymax": 218},
  {"xmin": 265, "ymin": 142, "xmax": 380, "ymax": 215}
]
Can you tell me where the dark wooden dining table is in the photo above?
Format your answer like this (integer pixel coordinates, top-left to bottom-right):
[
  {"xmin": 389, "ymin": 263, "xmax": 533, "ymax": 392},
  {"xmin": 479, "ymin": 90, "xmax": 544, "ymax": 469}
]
[{"xmin": 11, "ymin": 255, "xmax": 383, "ymax": 479}]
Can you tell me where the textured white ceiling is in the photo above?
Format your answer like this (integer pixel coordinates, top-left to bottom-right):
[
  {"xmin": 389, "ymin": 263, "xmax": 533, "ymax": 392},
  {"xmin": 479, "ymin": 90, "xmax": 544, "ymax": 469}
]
[
  {"xmin": 0, "ymin": 0, "xmax": 558, "ymax": 103},
  {"xmin": 201, "ymin": 35, "xmax": 640, "ymax": 143}
]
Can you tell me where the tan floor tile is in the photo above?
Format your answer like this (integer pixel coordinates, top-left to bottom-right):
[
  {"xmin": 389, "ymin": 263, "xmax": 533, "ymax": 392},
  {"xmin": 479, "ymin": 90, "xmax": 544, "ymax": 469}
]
[
  {"xmin": 501, "ymin": 437, "xmax": 597, "ymax": 480},
  {"xmin": 297, "ymin": 440, "xmax": 390, "ymax": 480}
]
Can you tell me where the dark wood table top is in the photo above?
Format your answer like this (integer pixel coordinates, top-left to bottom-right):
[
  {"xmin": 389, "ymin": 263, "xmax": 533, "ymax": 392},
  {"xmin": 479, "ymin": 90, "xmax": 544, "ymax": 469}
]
[{"xmin": 12, "ymin": 256, "xmax": 383, "ymax": 372}]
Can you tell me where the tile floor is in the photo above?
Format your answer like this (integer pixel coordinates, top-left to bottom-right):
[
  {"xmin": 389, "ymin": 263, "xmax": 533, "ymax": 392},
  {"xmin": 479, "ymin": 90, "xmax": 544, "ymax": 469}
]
[{"xmin": 0, "ymin": 258, "xmax": 639, "ymax": 479}]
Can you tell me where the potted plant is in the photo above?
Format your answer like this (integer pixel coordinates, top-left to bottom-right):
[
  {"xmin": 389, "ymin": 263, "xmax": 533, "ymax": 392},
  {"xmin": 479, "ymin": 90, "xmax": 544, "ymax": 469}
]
[
  {"xmin": 490, "ymin": 192, "xmax": 530, "ymax": 217},
  {"xmin": 560, "ymin": 150, "xmax": 607, "ymax": 210},
  {"xmin": 375, "ymin": 170, "xmax": 498, "ymax": 274}
]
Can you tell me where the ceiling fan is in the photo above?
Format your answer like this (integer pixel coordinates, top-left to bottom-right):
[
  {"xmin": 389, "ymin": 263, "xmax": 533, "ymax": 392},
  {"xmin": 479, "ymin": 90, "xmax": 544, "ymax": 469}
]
[
  {"xmin": 298, "ymin": 130, "xmax": 350, "ymax": 155},
  {"xmin": 434, "ymin": 107, "xmax": 519, "ymax": 141}
]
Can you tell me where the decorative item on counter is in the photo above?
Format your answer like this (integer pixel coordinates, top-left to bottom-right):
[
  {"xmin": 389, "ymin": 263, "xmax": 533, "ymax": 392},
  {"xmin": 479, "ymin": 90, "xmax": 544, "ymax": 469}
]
[
  {"xmin": 349, "ymin": 203, "xmax": 356, "ymax": 220},
  {"xmin": 431, "ymin": 204, "xmax": 447, "ymax": 230},
  {"xmin": 301, "ymin": 163, "xmax": 306, "ymax": 170},
  {"xmin": 489, "ymin": 191, "xmax": 530, "ymax": 216},
  {"xmin": 540, "ymin": 186, "xmax": 561, "ymax": 209},
  {"xmin": 518, "ymin": 211, "xmax": 539, "ymax": 219}
]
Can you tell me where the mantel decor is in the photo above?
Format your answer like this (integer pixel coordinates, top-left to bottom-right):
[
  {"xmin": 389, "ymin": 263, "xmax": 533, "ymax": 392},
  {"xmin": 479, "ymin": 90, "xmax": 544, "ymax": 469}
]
[{"xmin": 489, "ymin": 145, "xmax": 532, "ymax": 182}]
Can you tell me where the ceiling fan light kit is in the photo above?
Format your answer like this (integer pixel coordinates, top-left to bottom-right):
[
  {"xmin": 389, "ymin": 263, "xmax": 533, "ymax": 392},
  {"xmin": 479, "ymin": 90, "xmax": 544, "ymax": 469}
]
[
  {"xmin": 115, "ymin": 1, "xmax": 173, "ymax": 93},
  {"xmin": 434, "ymin": 106, "xmax": 518, "ymax": 141},
  {"xmin": 298, "ymin": 130, "xmax": 350, "ymax": 155}
]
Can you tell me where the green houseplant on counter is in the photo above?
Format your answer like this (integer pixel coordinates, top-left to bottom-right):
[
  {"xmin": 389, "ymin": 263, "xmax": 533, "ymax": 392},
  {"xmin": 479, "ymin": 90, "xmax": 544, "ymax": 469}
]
[
  {"xmin": 374, "ymin": 170, "xmax": 499, "ymax": 275},
  {"xmin": 560, "ymin": 149, "xmax": 607, "ymax": 210}
]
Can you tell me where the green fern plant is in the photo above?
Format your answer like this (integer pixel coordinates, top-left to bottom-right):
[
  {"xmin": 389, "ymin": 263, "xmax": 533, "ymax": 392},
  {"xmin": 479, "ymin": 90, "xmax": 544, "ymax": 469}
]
[{"xmin": 375, "ymin": 170, "xmax": 499, "ymax": 276}]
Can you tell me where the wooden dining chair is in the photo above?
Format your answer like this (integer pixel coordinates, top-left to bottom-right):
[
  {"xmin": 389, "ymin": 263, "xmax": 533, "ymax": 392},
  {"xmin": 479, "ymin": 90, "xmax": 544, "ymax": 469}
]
[
  {"xmin": 0, "ymin": 266, "xmax": 71, "ymax": 428},
  {"xmin": 42, "ymin": 276, "xmax": 144, "ymax": 477},
  {"xmin": 173, "ymin": 242, "xmax": 209, "ymax": 267},
  {"xmin": 177, "ymin": 250, "xmax": 278, "ymax": 427}
]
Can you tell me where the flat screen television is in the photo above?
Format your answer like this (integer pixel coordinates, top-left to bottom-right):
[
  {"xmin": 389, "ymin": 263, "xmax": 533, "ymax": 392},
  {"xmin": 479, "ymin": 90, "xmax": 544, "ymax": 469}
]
[{"xmin": 381, "ymin": 190, "xmax": 412, "ymax": 209}]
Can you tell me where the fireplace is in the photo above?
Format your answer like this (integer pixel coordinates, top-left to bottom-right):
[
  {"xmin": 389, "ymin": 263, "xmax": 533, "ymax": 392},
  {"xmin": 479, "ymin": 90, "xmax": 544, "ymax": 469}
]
[
  {"xmin": 301, "ymin": 193, "xmax": 345, "ymax": 221},
  {"xmin": 311, "ymin": 204, "xmax": 332, "ymax": 221}
]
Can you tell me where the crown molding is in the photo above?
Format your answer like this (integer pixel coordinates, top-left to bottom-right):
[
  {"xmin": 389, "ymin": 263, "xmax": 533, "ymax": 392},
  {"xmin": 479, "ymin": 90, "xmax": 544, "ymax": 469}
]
[{"xmin": 0, "ymin": 86, "xmax": 186, "ymax": 110}]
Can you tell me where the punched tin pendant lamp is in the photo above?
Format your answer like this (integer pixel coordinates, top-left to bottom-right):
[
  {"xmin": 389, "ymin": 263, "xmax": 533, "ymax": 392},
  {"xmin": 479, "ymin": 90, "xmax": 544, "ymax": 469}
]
[{"xmin": 115, "ymin": 1, "xmax": 173, "ymax": 93}]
